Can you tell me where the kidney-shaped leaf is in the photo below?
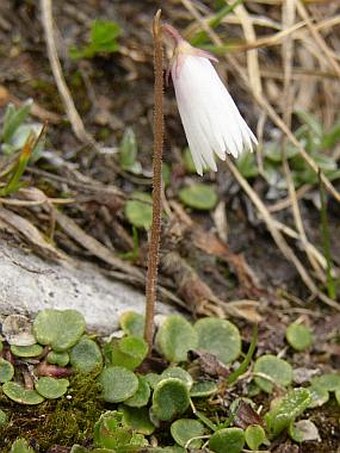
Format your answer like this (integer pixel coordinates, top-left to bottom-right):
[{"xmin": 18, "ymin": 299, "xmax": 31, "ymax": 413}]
[
  {"xmin": 254, "ymin": 355, "xmax": 293, "ymax": 393},
  {"xmin": 152, "ymin": 378, "xmax": 190, "ymax": 421},
  {"xmin": 194, "ymin": 318, "xmax": 241, "ymax": 365},
  {"xmin": 156, "ymin": 315, "xmax": 198, "ymax": 363},
  {"xmin": 99, "ymin": 366, "xmax": 139, "ymax": 403},
  {"xmin": 33, "ymin": 309, "xmax": 85, "ymax": 352}
]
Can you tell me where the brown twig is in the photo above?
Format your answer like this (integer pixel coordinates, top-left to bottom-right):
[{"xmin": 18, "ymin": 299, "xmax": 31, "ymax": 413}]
[
  {"xmin": 144, "ymin": 10, "xmax": 165, "ymax": 351},
  {"xmin": 40, "ymin": 0, "xmax": 95, "ymax": 145}
]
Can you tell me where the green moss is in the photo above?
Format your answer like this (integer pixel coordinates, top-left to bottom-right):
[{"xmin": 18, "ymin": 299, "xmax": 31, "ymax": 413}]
[{"xmin": 0, "ymin": 371, "xmax": 103, "ymax": 451}]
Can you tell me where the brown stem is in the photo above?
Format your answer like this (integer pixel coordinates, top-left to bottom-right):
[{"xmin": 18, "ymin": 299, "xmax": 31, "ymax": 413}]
[{"xmin": 144, "ymin": 10, "xmax": 164, "ymax": 351}]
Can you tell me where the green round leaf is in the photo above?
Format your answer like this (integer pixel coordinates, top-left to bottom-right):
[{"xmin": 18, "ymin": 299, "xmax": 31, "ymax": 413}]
[
  {"xmin": 161, "ymin": 367, "xmax": 193, "ymax": 390},
  {"xmin": 190, "ymin": 380, "xmax": 218, "ymax": 398},
  {"xmin": 152, "ymin": 378, "xmax": 190, "ymax": 421},
  {"xmin": 99, "ymin": 366, "xmax": 139, "ymax": 403},
  {"xmin": 0, "ymin": 358, "xmax": 14, "ymax": 383},
  {"xmin": 194, "ymin": 318, "xmax": 241, "ymax": 364},
  {"xmin": 245, "ymin": 425, "xmax": 267, "ymax": 450},
  {"xmin": 124, "ymin": 375, "xmax": 151, "ymax": 408},
  {"xmin": 310, "ymin": 373, "xmax": 340, "ymax": 392},
  {"xmin": 179, "ymin": 183, "xmax": 218, "ymax": 210},
  {"xmin": 209, "ymin": 427, "xmax": 245, "ymax": 453},
  {"xmin": 254, "ymin": 355, "xmax": 293, "ymax": 393},
  {"xmin": 70, "ymin": 338, "xmax": 103, "ymax": 373},
  {"xmin": 3, "ymin": 382, "xmax": 44, "ymax": 405},
  {"xmin": 125, "ymin": 192, "xmax": 152, "ymax": 229},
  {"xmin": 121, "ymin": 405, "xmax": 155, "ymax": 435},
  {"xmin": 307, "ymin": 386, "xmax": 329, "ymax": 408},
  {"xmin": 47, "ymin": 351, "xmax": 70, "ymax": 367},
  {"xmin": 171, "ymin": 418, "xmax": 205, "ymax": 448},
  {"xmin": 35, "ymin": 377, "xmax": 69, "ymax": 399},
  {"xmin": 155, "ymin": 315, "xmax": 198, "ymax": 362},
  {"xmin": 110, "ymin": 336, "xmax": 148, "ymax": 370},
  {"xmin": 119, "ymin": 311, "xmax": 145, "ymax": 337},
  {"xmin": 33, "ymin": 309, "xmax": 86, "ymax": 352},
  {"xmin": 10, "ymin": 344, "xmax": 43, "ymax": 358},
  {"xmin": 286, "ymin": 323, "xmax": 313, "ymax": 351}
]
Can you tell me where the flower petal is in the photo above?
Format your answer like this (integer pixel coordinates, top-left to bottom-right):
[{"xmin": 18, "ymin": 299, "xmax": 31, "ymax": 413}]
[{"xmin": 171, "ymin": 49, "xmax": 257, "ymax": 174}]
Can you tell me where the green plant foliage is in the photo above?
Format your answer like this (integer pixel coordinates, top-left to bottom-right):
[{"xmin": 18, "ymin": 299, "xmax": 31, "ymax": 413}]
[
  {"xmin": 310, "ymin": 373, "xmax": 340, "ymax": 392},
  {"xmin": 151, "ymin": 378, "xmax": 190, "ymax": 421},
  {"xmin": 254, "ymin": 355, "xmax": 293, "ymax": 393},
  {"xmin": 119, "ymin": 127, "xmax": 142, "ymax": 174},
  {"xmin": 0, "ymin": 358, "xmax": 15, "ymax": 383},
  {"xmin": 235, "ymin": 151, "xmax": 259, "ymax": 179},
  {"xmin": 262, "ymin": 113, "xmax": 340, "ymax": 191},
  {"xmin": 265, "ymin": 388, "xmax": 312, "ymax": 438},
  {"xmin": 190, "ymin": 380, "xmax": 218, "ymax": 398},
  {"xmin": 179, "ymin": 183, "xmax": 218, "ymax": 210},
  {"xmin": 10, "ymin": 344, "xmax": 43, "ymax": 358},
  {"xmin": 99, "ymin": 366, "xmax": 139, "ymax": 403},
  {"xmin": 120, "ymin": 405, "xmax": 155, "ymax": 435},
  {"xmin": 307, "ymin": 385, "xmax": 329, "ymax": 408},
  {"xmin": 109, "ymin": 335, "xmax": 148, "ymax": 370},
  {"xmin": 124, "ymin": 376, "xmax": 151, "ymax": 408},
  {"xmin": 289, "ymin": 419, "xmax": 320, "ymax": 443},
  {"xmin": 120, "ymin": 311, "xmax": 145, "ymax": 337},
  {"xmin": 155, "ymin": 315, "xmax": 198, "ymax": 362},
  {"xmin": 161, "ymin": 367, "xmax": 193, "ymax": 390},
  {"xmin": 125, "ymin": 192, "xmax": 153, "ymax": 230},
  {"xmin": 194, "ymin": 317, "xmax": 241, "ymax": 364},
  {"xmin": 47, "ymin": 350, "xmax": 70, "ymax": 367},
  {"xmin": 2, "ymin": 382, "xmax": 44, "ymax": 405},
  {"xmin": 70, "ymin": 338, "xmax": 103, "ymax": 373},
  {"xmin": 145, "ymin": 373, "xmax": 163, "ymax": 389},
  {"xmin": 1, "ymin": 100, "xmax": 32, "ymax": 146},
  {"xmin": 93, "ymin": 410, "xmax": 148, "ymax": 450},
  {"xmin": 170, "ymin": 418, "xmax": 205, "ymax": 448},
  {"xmin": 33, "ymin": 309, "xmax": 86, "ymax": 352},
  {"xmin": 209, "ymin": 427, "xmax": 245, "ymax": 453},
  {"xmin": 70, "ymin": 20, "xmax": 121, "ymax": 59},
  {"xmin": 335, "ymin": 389, "xmax": 340, "ymax": 405},
  {"xmin": 10, "ymin": 438, "xmax": 36, "ymax": 453},
  {"xmin": 0, "ymin": 408, "xmax": 7, "ymax": 427},
  {"xmin": 35, "ymin": 377, "xmax": 69, "ymax": 399},
  {"xmin": 245, "ymin": 425, "xmax": 267, "ymax": 450},
  {"xmin": 285, "ymin": 323, "xmax": 313, "ymax": 351}
]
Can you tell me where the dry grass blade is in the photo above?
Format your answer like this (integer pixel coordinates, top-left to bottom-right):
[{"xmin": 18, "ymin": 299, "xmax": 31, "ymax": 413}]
[
  {"xmin": 0, "ymin": 206, "xmax": 65, "ymax": 261},
  {"xmin": 180, "ymin": 0, "xmax": 340, "ymax": 202},
  {"xmin": 225, "ymin": 158, "xmax": 339, "ymax": 310},
  {"xmin": 40, "ymin": 0, "xmax": 95, "ymax": 145},
  {"xmin": 296, "ymin": 0, "xmax": 340, "ymax": 78},
  {"xmin": 54, "ymin": 209, "xmax": 144, "ymax": 280},
  {"xmin": 233, "ymin": 3, "xmax": 262, "ymax": 96},
  {"xmin": 281, "ymin": 0, "xmax": 325, "ymax": 283}
]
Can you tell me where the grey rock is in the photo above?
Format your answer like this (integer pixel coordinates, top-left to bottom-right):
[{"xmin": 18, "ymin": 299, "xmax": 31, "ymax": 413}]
[{"xmin": 0, "ymin": 241, "xmax": 174, "ymax": 334}]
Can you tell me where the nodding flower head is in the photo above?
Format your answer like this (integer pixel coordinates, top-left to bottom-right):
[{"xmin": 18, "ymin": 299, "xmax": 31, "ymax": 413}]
[{"xmin": 163, "ymin": 24, "xmax": 258, "ymax": 175}]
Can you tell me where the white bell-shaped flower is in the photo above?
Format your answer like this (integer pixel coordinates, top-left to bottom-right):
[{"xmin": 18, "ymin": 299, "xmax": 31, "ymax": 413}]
[{"xmin": 164, "ymin": 24, "xmax": 258, "ymax": 175}]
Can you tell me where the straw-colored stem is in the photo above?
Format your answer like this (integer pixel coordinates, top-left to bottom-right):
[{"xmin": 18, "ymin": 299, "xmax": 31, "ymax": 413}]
[{"xmin": 144, "ymin": 10, "xmax": 164, "ymax": 351}]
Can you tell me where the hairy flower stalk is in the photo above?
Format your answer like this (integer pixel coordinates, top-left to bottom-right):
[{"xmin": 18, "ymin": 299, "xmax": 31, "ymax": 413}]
[{"xmin": 163, "ymin": 24, "xmax": 258, "ymax": 175}]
